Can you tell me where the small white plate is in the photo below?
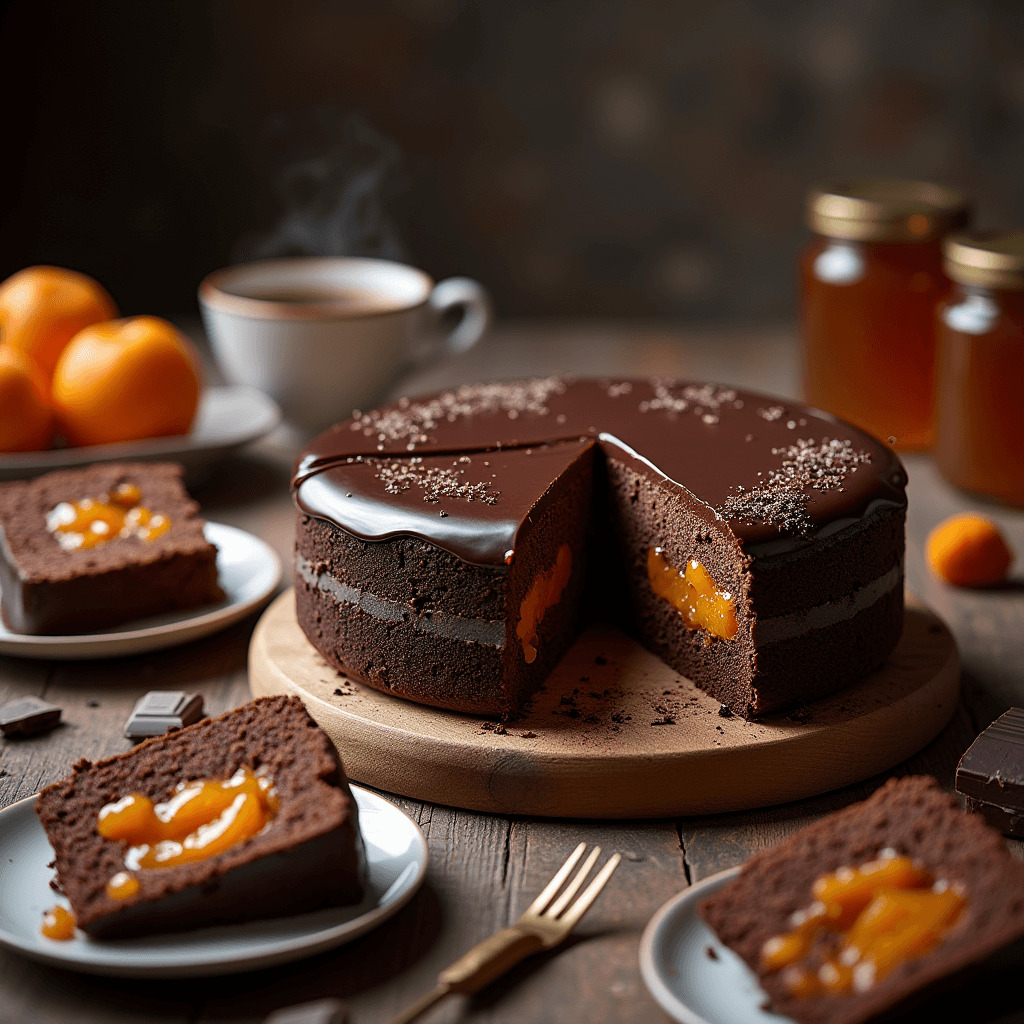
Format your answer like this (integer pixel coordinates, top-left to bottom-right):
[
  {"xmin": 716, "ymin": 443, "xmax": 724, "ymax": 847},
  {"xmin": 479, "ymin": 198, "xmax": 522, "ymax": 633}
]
[
  {"xmin": 640, "ymin": 867, "xmax": 794, "ymax": 1024},
  {"xmin": 0, "ymin": 785, "xmax": 428, "ymax": 977},
  {"xmin": 0, "ymin": 522, "xmax": 281, "ymax": 660},
  {"xmin": 0, "ymin": 385, "xmax": 281, "ymax": 483}
]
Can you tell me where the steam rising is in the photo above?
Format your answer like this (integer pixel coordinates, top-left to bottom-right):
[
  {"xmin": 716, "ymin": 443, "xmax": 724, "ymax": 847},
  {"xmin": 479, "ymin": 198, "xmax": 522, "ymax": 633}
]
[{"xmin": 236, "ymin": 109, "xmax": 407, "ymax": 262}]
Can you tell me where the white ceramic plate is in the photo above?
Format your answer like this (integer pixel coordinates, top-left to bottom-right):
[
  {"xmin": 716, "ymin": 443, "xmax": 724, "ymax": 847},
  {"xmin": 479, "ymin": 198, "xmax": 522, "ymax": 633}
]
[
  {"xmin": 640, "ymin": 867, "xmax": 794, "ymax": 1024},
  {"xmin": 0, "ymin": 785, "xmax": 427, "ymax": 977},
  {"xmin": 0, "ymin": 522, "xmax": 281, "ymax": 660},
  {"xmin": 0, "ymin": 385, "xmax": 281, "ymax": 482}
]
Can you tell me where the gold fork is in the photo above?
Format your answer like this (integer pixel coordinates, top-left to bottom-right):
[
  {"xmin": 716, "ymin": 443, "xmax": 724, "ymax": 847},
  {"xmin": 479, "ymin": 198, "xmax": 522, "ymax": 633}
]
[{"xmin": 386, "ymin": 842, "xmax": 622, "ymax": 1024}]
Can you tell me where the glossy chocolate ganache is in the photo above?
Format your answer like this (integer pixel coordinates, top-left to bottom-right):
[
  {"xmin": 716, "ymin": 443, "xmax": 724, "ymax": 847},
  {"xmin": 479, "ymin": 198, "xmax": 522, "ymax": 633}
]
[{"xmin": 292, "ymin": 378, "xmax": 908, "ymax": 718}]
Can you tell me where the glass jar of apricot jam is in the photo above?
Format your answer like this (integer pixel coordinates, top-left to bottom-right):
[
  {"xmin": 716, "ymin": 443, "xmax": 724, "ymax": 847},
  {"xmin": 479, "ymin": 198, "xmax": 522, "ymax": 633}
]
[
  {"xmin": 935, "ymin": 232, "xmax": 1024, "ymax": 505},
  {"xmin": 800, "ymin": 180, "xmax": 969, "ymax": 450}
]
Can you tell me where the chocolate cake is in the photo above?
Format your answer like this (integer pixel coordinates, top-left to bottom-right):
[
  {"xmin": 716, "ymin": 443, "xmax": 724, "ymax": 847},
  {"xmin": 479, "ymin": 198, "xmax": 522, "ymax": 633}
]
[
  {"xmin": 698, "ymin": 776, "xmax": 1024, "ymax": 1024},
  {"xmin": 35, "ymin": 695, "xmax": 362, "ymax": 938},
  {"xmin": 293, "ymin": 378, "xmax": 907, "ymax": 718},
  {"xmin": 0, "ymin": 461, "xmax": 223, "ymax": 634}
]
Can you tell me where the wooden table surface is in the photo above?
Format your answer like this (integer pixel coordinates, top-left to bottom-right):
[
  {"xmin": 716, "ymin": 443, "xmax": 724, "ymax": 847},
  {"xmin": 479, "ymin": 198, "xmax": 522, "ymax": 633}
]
[{"xmin": 1, "ymin": 322, "xmax": 1022, "ymax": 1024}]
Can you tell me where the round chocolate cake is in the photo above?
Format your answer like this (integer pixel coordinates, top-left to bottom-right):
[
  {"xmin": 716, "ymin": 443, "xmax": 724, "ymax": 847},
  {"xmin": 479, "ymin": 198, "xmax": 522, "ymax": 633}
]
[{"xmin": 291, "ymin": 378, "xmax": 907, "ymax": 719}]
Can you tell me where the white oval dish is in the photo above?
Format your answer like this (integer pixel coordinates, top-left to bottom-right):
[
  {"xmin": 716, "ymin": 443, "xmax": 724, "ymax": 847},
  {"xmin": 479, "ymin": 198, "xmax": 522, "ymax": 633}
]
[
  {"xmin": 0, "ymin": 785, "xmax": 427, "ymax": 977},
  {"xmin": 639, "ymin": 867, "xmax": 795, "ymax": 1024},
  {"xmin": 0, "ymin": 385, "xmax": 281, "ymax": 483},
  {"xmin": 0, "ymin": 522, "xmax": 281, "ymax": 659}
]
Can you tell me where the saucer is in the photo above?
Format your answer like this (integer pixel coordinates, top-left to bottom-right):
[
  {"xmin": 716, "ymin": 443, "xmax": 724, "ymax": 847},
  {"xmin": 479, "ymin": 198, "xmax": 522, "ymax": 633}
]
[
  {"xmin": 0, "ymin": 386, "xmax": 281, "ymax": 483},
  {"xmin": 0, "ymin": 785, "xmax": 427, "ymax": 977},
  {"xmin": 0, "ymin": 522, "xmax": 281, "ymax": 660},
  {"xmin": 639, "ymin": 867, "xmax": 794, "ymax": 1024}
]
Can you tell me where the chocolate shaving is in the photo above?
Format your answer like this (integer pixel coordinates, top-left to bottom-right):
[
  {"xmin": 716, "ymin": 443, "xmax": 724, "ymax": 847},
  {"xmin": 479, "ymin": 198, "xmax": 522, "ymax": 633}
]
[
  {"xmin": 349, "ymin": 378, "xmax": 566, "ymax": 448},
  {"xmin": 370, "ymin": 457, "xmax": 500, "ymax": 506},
  {"xmin": 719, "ymin": 437, "xmax": 870, "ymax": 534}
]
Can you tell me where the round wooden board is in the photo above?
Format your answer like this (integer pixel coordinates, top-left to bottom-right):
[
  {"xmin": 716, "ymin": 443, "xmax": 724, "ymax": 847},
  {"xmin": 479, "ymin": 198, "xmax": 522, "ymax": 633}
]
[{"xmin": 249, "ymin": 591, "xmax": 960, "ymax": 819}]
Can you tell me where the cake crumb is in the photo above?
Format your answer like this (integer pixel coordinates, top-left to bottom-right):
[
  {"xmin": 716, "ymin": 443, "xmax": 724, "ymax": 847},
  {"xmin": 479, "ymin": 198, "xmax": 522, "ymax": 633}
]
[{"xmin": 705, "ymin": 945, "xmax": 719, "ymax": 960}]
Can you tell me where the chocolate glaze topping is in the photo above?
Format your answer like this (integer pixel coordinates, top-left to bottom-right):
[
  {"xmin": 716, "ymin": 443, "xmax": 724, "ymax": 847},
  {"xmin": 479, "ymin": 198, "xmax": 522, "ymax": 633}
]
[{"xmin": 293, "ymin": 378, "xmax": 907, "ymax": 566}]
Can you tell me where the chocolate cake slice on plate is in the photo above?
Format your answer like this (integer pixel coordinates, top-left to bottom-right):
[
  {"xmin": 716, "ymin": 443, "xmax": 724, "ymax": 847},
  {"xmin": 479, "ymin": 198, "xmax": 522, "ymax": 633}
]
[
  {"xmin": 35, "ymin": 695, "xmax": 362, "ymax": 938},
  {"xmin": 0, "ymin": 461, "xmax": 223, "ymax": 634},
  {"xmin": 699, "ymin": 776, "xmax": 1024, "ymax": 1024}
]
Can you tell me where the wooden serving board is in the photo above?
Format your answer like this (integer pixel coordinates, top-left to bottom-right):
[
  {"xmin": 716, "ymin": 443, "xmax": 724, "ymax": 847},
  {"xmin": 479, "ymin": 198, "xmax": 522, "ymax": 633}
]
[{"xmin": 249, "ymin": 591, "xmax": 959, "ymax": 818}]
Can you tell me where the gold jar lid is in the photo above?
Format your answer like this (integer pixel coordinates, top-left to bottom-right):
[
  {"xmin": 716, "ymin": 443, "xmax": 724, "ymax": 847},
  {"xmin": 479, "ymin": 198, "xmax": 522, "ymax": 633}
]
[
  {"xmin": 807, "ymin": 180, "xmax": 969, "ymax": 243},
  {"xmin": 943, "ymin": 231, "xmax": 1024, "ymax": 290}
]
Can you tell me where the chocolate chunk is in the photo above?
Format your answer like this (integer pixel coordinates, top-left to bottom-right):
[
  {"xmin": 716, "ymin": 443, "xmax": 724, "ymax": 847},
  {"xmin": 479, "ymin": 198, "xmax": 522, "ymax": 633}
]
[
  {"xmin": 0, "ymin": 696, "xmax": 61, "ymax": 738},
  {"xmin": 263, "ymin": 1000, "xmax": 348, "ymax": 1024},
  {"xmin": 956, "ymin": 707, "xmax": 1024, "ymax": 838},
  {"xmin": 123, "ymin": 691, "xmax": 204, "ymax": 740}
]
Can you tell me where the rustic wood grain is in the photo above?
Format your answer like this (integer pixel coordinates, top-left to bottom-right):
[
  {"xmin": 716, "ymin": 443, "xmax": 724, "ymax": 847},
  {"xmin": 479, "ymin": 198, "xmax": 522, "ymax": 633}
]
[{"xmin": 0, "ymin": 323, "xmax": 1021, "ymax": 1024}]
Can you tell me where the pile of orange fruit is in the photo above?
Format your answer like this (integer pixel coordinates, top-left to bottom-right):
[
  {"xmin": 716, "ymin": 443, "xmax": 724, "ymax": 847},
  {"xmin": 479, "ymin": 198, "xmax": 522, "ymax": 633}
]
[{"xmin": 0, "ymin": 266, "xmax": 202, "ymax": 452}]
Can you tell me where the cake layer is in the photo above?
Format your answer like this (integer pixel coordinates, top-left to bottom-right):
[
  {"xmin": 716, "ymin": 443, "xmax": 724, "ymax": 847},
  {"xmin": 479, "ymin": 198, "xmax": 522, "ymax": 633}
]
[
  {"xmin": 35, "ymin": 695, "xmax": 362, "ymax": 938},
  {"xmin": 0, "ymin": 462, "xmax": 223, "ymax": 634}
]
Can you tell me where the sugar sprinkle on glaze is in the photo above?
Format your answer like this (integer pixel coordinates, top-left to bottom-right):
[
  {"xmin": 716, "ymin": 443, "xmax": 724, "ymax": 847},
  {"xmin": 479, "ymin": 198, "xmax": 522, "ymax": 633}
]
[
  {"xmin": 370, "ymin": 457, "xmax": 501, "ymax": 506},
  {"xmin": 348, "ymin": 378, "xmax": 567, "ymax": 448},
  {"xmin": 720, "ymin": 438, "xmax": 871, "ymax": 534}
]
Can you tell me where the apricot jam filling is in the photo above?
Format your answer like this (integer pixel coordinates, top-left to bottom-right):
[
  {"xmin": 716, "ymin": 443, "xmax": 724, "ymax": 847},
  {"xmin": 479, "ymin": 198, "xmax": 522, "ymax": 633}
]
[
  {"xmin": 96, "ymin": 766, "xmax": 278, "ymax": 896},
  {"xmin": 647, "ymin": 547, "xmax": 737, "ymax": 641},
  {"xmin": 760, "ymin": 852, "xmax": 966, "ymax": 998},
  {"xmin": 516, "ymin": 544, "xmax": 572, "ymax": 663},
  {"xmin": 46, "ymin": 482, "xmax": 171, "ymax": 551},
  {"xmin": 40, "ymin": 905, "xmax": 75, "ymax": 940}
]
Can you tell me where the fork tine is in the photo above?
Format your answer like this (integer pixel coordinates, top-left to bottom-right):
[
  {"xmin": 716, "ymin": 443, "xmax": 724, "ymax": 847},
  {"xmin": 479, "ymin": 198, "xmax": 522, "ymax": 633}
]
[
  {"xmin": 546, "ymin": 845, "xmax": 602, "ymax": 918},
  {"xmin": 558, "ymin": 853, "xmax": 622, "ymax": 929},
  {"xmin": 525, "ymin": 842, "xmax": 587, "ymax": 916}
]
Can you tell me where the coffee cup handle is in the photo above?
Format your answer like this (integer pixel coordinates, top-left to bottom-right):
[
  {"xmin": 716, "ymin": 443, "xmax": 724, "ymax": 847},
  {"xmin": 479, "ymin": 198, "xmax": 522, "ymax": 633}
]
[{"xmin": 418, "ymin": 277, "xmax": 493, "ymax": 362}]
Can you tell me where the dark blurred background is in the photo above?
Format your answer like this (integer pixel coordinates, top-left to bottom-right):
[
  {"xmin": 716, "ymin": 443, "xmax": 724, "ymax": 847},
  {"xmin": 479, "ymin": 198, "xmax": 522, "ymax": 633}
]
[{"xmin": 3, "ymin": 0, "xmax": 1024, "ymax": 321}]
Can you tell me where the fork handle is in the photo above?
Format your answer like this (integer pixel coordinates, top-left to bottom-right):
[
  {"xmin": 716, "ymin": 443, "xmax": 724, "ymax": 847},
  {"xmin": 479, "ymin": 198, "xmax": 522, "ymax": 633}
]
[{"xmin": 438, "ymin": 926, "xmax": 546, "ymax": 993}]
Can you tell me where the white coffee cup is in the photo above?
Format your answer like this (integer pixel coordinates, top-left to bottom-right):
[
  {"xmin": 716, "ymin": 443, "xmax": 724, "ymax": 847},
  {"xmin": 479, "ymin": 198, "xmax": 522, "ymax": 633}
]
[{"xmin": 198, "ymin": 257, "xmax": 491, "ymax": 432}]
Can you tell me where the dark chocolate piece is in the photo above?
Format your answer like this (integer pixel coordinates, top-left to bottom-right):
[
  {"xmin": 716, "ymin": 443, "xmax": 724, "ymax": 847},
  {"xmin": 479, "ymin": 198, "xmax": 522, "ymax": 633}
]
[
  {"xmin": 36, "ymin": 695, "xmax": 362, "ymax": 938},
  {"xmin": 956, "ymin": 707, "xmax": 1024, "ymax": 838},
  {"xmin": 0, "ymin": 695, "xmax": 61, "ymax": 737},
  {"xmin": 123, "ymin": 691, "xmax": 204, "ymax": 740},
  {"xmin": 264, "ymin": 1000, "xmax": 348, "ymax": 1024},
  {"xmin": 0, "ymin": 462, "xmax": 223, "ymax": 635}
]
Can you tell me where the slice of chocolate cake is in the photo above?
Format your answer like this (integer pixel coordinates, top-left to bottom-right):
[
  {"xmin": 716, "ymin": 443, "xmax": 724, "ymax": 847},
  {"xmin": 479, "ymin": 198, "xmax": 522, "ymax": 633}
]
[
  {"xmin": 296, "ymin": 441, "xmax": 595, "ymax": 714},
  {"xmin": 35, "ymin": 695, "xmax": 362, "ymax": 938},
  {"xmin": 293, "ymin": 378, "xmax": 907, "ymax": 719},
  {"xmin": 699, "ymin": 776, "xmax": 1024, "ymax": 1024},
  {"xmin": 0, "ymin": 461, "xmax": 223, "ymax": 634}
]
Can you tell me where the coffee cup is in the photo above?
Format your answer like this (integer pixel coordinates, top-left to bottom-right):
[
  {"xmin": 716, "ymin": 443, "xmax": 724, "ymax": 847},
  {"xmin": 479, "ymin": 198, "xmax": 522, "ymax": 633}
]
[{"xmin": 198, "ymin": 257, "xmax": 491, "ymax": 432}]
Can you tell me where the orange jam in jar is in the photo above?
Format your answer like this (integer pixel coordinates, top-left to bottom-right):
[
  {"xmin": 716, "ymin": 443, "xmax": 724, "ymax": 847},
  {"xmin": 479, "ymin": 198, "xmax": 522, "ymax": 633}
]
[
  {"xmin": 760, "ymin": 852, "xmax": 966, "ymax": 998},
  {"xmin": 647, "ymin": 548, "xmax": 737, "ymax": 641},
  {"xmin": 935, "ymin": 232, "xmax": 1024, "ymax": 506},
  {"xmin": 46, "ymin": 482, "xmax": 171, "ymax": 551},
  {"xmin": 800, "ymin": 181, "xmax": 969, "ymax": 450},
  {"xmin": 96, "ymin": 766, "xmax": 277, "ymax": 894}
]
